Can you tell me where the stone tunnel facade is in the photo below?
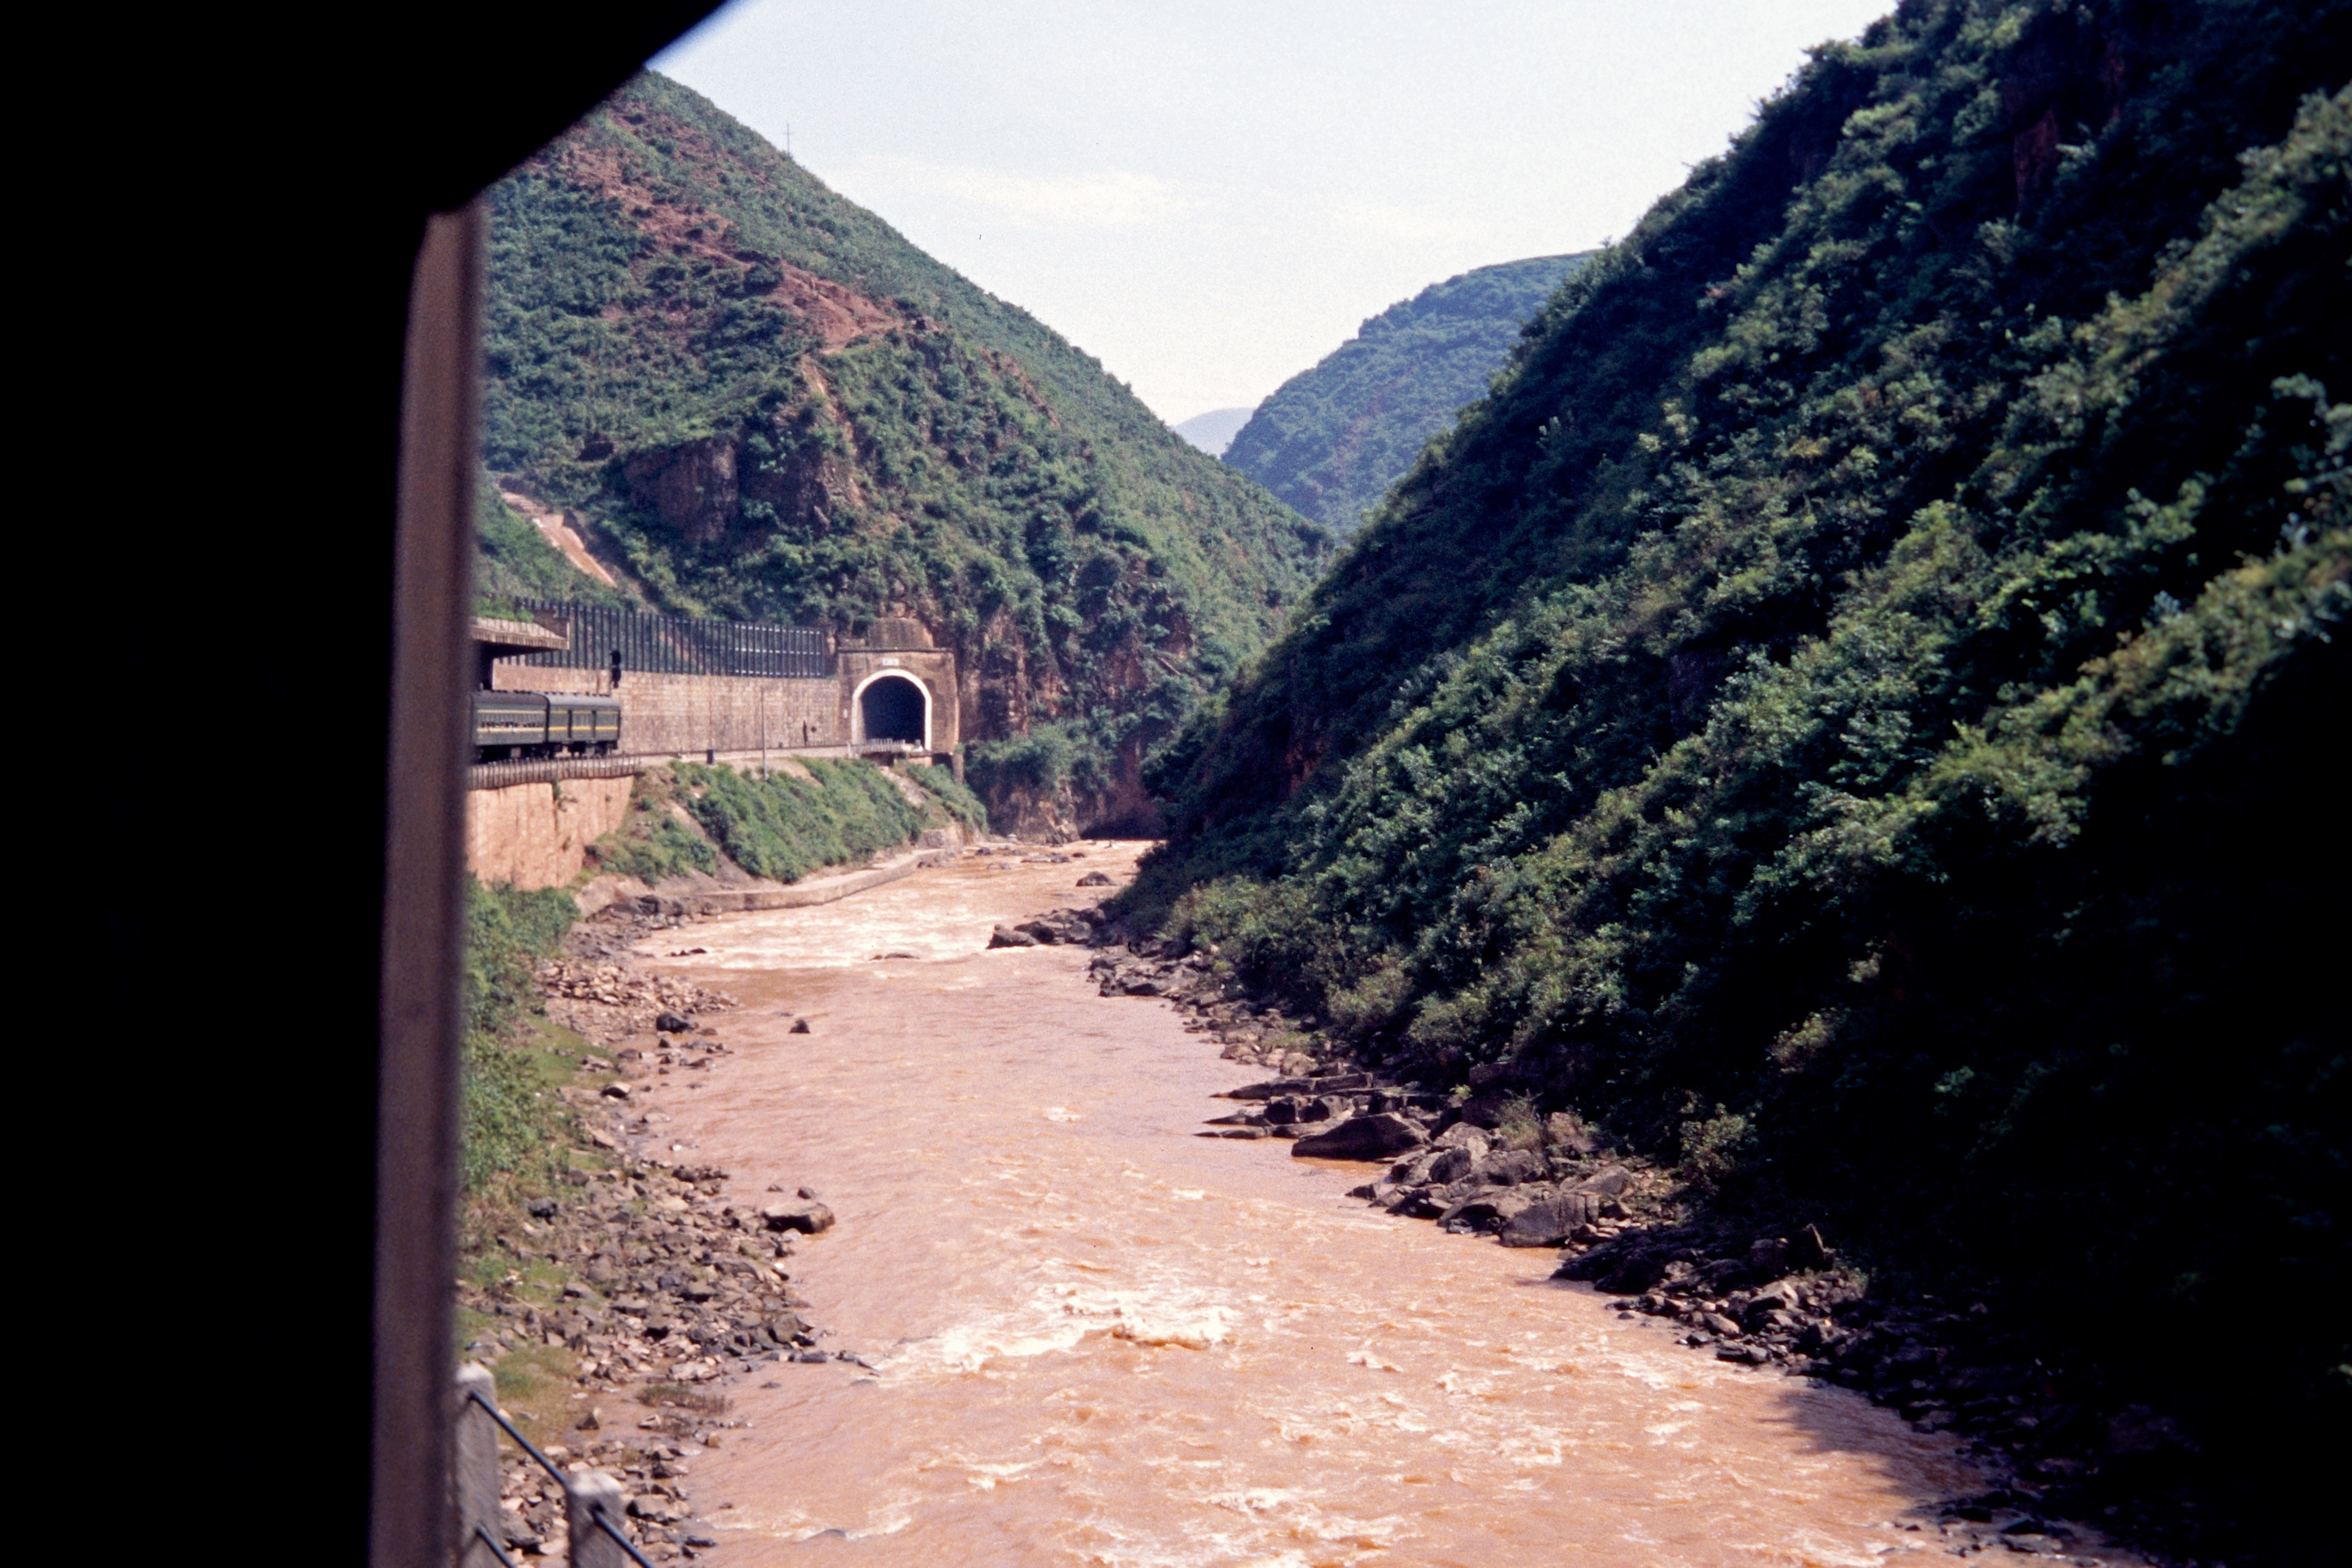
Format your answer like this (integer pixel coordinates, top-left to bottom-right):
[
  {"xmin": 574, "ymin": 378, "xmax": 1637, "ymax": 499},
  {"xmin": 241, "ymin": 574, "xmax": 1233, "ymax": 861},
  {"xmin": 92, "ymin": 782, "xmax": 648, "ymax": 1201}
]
[{"xmin": 488, "ymin": 617, "xmax": 959, "ymax": 761}]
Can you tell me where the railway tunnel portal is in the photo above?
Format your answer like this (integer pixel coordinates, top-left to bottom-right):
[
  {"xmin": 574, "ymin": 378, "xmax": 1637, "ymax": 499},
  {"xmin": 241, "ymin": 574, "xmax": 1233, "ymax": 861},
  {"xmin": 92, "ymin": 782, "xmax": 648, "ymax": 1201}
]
[
  {"xmin": 854, "ymin": 671, "xmax": 929, "ymax": 748},
  {"xmin": 475, "ymin": 604, "xmax": 959, "ymax": 769}
]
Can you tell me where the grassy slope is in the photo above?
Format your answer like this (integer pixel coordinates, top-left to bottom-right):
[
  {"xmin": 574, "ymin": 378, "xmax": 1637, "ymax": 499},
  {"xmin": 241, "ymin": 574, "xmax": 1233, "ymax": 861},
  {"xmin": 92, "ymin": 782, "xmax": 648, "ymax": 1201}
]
[
  {"xmin": 591, "ymin": 759, "xmax": 988, "ymax": 885},
  {"xmin": 1222, "ymin": 253, "xmax": 1592, "ymax": 535},
  {"xmin": 483, "ymin": 71, "xmax": 1326, "ymax": 832},
  {"xmin": 462, "ymin": 880, "xmax": 588, "ymax": 1193},
  {"xmin": 1143, "ymin": 0, "xmax": 2350, "ymax": 1535}
]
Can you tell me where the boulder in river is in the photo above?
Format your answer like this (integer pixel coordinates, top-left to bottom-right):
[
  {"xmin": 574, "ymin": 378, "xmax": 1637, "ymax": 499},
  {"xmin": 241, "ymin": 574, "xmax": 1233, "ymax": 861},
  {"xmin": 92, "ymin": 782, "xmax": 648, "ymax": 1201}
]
[
  {"xmin": 1432, "ymin": 1124, "xmax": 1492, "ymax": 1157},
  {"xmin": 1475, "ymin": 1148, "xmax": 1547, "ymax": 1186},
  {"xmin": 988, "ymin": 925, "xmax": 1039, "ymax": 948},
  {"xmin": 1438, "ymin": 1189, "xmax": 1539, "ymax": 1234},
  {"xmin": 760, "ymin": 1200, "xmax": 836, "ymax": 1234},
  {"xmin": 1077, "ymin": 871, "xmax": 1112, "ymax": 886},
  {"xmin": 1427, "ymin": 1145, "xmax": 1478, "ymax": 1185},
  {"xmin": 1290, "ymin": 1112, "xmax": 1427, "ymax": 1161},
  {"xmin": 1498, "ymin": 1192, "xmax": 1602, "ymax": 1246},
  {"xmin": 1566, "ymin": 1163, "xmax": 1634, "ymax": 1197}
]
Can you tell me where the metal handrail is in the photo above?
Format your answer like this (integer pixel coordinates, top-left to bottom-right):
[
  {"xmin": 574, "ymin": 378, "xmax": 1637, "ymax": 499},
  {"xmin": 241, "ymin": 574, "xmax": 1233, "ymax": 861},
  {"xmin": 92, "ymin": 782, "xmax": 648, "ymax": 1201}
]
[
  {"xmin": 463, "ymin": 1387, "xmax": 568, "ymax": 1487},
  {"xmin": 470, "ymin": 1522, "xmax": 523, "ymax": 1568},
  {"xmin": 462, "ymin": 1385, "xmax": 658, "ymax": 1566},
  {"xmin": 589, "ymin": 1506, "xmax": 664, "ymax": 1568}
]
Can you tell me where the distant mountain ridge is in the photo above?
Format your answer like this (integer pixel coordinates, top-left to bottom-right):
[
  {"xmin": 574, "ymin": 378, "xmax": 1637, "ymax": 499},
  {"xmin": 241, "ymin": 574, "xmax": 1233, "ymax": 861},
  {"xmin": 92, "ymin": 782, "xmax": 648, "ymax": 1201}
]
[
  {"xmin": 1173, "ymin": 406, "xmax": 1253, "ymax": 456},
  {"xmin": 1222, "ymin": 253, "xmax": 1591, "ymax": 535},
  {"xmin": 478, "ymin": 71, "xmax": 1326, "ymax": 834}
]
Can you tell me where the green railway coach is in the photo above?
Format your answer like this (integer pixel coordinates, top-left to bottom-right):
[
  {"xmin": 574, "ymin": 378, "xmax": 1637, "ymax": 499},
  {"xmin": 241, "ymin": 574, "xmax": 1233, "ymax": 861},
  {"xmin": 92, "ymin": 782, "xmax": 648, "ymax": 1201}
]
[{"xmin": 470, "ymin": 690, "xmax": 622, "ymax": 762}]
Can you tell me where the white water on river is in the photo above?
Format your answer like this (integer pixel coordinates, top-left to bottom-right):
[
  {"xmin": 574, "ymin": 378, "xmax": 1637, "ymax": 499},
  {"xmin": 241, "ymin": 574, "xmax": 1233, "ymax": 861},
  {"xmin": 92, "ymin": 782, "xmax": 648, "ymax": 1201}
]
[{"xmin": 624, "ymin": 843, "xmax": 2040, "ymax": 1567}]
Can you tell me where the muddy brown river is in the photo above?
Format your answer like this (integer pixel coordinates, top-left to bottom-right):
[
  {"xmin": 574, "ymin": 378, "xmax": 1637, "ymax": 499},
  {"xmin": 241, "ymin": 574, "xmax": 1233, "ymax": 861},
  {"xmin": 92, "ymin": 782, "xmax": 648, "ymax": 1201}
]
[{"xmin": 628, "ymin": 843, "xmax": 2015, "ymax": 1567}]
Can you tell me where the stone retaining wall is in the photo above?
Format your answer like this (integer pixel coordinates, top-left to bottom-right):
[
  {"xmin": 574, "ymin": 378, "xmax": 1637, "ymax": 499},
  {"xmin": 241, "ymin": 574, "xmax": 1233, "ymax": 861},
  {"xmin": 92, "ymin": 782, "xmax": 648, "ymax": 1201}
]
[{"xmin": 466, "ymin": 775, "xmax": 635, "ymax": 890}]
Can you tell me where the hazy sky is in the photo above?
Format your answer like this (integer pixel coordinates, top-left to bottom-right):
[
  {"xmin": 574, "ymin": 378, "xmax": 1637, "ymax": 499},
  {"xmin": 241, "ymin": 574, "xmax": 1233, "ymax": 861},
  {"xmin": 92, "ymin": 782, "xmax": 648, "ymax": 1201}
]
[{"xmin": 654, "ymin": 1, "xmax": 1893, "ymax": 424}]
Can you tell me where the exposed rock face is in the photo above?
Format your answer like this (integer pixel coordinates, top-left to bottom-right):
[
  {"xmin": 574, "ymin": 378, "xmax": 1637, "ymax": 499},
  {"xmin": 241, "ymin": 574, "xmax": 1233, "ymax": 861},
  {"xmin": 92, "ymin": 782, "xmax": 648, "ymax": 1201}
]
[
  {"xmin": 1998, "ymin": 3, "xmax": 2138, "ymax": 202},
  {"xmin": 618, "ymin": 401, "xmax": 856, "ymax": 551},
  {"xmin": 854, "ymin": 618, "xmax": 932, "ymax": 649},
  {"xmin": 622, "ymin": 436, "xmax": 738, "ymax": 548}
]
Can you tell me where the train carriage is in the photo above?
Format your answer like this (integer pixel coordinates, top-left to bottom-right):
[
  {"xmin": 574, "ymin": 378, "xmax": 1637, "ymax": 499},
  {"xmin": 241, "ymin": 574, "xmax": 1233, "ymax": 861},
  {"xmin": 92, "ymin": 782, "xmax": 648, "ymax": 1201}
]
[
  {"xmin": 550, "ymin": 693, "xmax": 621, "ymax": 753},
  {"xmin": 471, "ymin": 689, "xmax": 622, "ymax": 762},
  {"xmin": 471, "ymin": 690, "xmax": 549, "ymax": 760}
]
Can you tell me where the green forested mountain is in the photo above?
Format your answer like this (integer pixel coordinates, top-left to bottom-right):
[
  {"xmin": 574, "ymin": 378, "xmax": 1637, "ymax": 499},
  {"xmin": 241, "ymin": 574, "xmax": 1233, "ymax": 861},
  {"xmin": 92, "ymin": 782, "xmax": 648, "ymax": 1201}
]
[
  {"xmin": 1222, "ymin": 254, "xmax": 1590, "ymax": 534},
  {"xmin": 1142, "ymin": 0, "xmax": 2349, "ymax": 1534},
  {"xmin": 479, "ymin": 71, "xmax": 1326, "ymax": 831}
]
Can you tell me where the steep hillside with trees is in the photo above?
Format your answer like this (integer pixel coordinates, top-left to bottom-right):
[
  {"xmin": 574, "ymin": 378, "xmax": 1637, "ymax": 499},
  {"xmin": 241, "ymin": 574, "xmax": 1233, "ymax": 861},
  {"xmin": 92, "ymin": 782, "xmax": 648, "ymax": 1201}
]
[
  {"xmin": 1141, "ymin": 1, "xmax": 2349, "ymax": 1549},
  {"xmin": 482, "ymin": 71, "xmax": 1326, "ymax": 832},
  {"xmin": 1222, "ymin": 254, "xmax": 1590, "ymax": 534}
]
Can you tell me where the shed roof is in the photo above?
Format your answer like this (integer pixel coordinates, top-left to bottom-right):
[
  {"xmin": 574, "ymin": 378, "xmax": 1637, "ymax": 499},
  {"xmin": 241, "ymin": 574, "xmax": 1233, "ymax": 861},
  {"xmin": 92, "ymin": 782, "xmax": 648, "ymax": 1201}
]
[{"xmin": 470, "ymin": 614, "xmax": 571, "ymax": 656}]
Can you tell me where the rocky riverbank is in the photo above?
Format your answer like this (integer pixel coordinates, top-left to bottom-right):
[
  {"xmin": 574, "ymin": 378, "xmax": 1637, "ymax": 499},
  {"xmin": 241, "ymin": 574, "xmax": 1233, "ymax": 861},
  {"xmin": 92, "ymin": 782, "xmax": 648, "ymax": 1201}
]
[
  {"xmin": 456, "ymin": 842, "xmax": 1160, "ymax": 1560},
  {"xmin": 460, "ymin": 863, "xmax": 2192, "ymax": 1565},
  {"xmin": 1075, "ymin": 930, "xmax": 2208, "ymax": 1566},
  {"xmin": 458, "ymin": 902, "xmax": 858, "ymax": 1562}
]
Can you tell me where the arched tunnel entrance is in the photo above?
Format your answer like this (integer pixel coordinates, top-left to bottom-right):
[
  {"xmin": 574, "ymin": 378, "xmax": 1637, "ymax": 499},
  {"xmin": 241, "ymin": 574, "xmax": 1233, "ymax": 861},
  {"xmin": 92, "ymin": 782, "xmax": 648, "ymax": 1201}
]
[{"xmin": 858, "ymin": 672, "xmax": 928, "ymax": 746}]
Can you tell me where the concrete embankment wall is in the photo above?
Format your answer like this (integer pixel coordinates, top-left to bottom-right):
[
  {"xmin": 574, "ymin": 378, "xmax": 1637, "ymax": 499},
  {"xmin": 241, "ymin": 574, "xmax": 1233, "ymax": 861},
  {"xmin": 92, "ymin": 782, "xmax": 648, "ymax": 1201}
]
[{"xmin": 466, "ymin": 775, "xmax": 634, "ymax": 890}]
